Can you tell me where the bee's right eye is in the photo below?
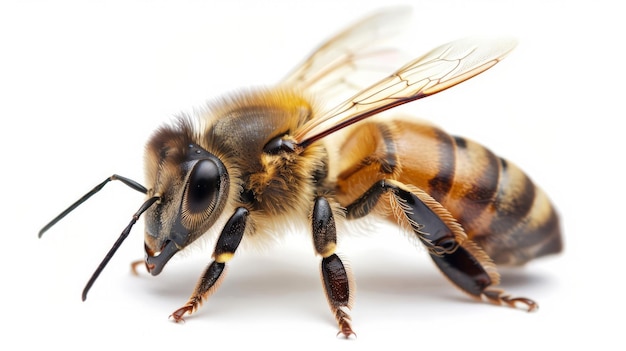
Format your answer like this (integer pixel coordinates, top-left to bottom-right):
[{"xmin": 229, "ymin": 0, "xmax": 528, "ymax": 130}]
[{"xmin": 186, "ymin": 159, "xmax": 221, "ymax": 213}]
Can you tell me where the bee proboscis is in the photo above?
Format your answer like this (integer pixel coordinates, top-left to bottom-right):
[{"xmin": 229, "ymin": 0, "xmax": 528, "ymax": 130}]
[{"xmin": 39, "ymin": 7, "xmax": 562, "ymax": 337}]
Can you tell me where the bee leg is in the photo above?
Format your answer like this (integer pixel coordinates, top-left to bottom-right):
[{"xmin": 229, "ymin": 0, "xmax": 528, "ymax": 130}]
[
  {"xmin": 170, "ymin": 207, "xmax": 248, "ymax": 322},
  {"xmin": 312, "ymin": 196, "xmax": 355, "ymax": 338},
  {"xmin": 346, "ymin": 180, "xmax": 537, "ymax": 311},
  {"xmin": 130, "ymin": 259, "xmax": 144, "ymax": 275},
  {"xmin": 429, "ymin": 245, "xmax": 538, "ymax": 312},
  {"xmin": 346, "ymin": 180, "xmax": 459, "ymax": 253}
]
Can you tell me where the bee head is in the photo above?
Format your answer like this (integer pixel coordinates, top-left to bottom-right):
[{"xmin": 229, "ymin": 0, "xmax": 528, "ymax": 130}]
[{"xmin": 142, "ymin": 122, "xmax": 230, "ymax": 275}]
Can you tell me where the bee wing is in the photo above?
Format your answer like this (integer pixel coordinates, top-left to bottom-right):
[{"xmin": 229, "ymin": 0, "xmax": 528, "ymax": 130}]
[
  {"xmin": 281, "ymin": 7, "xmax": 412, "ymax": 106},
  {"xmin": 294, "ymin": 37, "xmax": 517, "ymax": 146}
]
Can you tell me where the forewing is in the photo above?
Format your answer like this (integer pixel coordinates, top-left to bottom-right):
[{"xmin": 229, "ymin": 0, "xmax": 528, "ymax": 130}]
[
  {"xmin": 281, "ymin": 7, "xmax": 412, "ymax": 107},
  {"xmin": 295, "ymin": 37, "xmax": 517, "ymax": 146}
]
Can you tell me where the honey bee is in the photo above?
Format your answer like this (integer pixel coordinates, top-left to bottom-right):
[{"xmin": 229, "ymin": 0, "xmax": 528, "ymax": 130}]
[{"xmin": 39, "ymin": 8, "xmax": 562, "ymax": 337}]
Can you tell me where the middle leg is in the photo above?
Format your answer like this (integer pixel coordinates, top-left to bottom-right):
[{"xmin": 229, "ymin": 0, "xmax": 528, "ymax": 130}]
[{"xmin": 312, "ymin": 196, "xmax": 355, "ymax": 338}]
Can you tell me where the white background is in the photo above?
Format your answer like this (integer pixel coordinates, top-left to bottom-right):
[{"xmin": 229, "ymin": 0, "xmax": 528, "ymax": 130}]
[{"xmin": 1, "ymin": 0, "xmax": 623, "ymax": 349}]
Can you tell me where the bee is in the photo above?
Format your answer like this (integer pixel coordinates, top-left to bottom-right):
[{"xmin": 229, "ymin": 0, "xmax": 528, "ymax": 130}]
[{"xmin": 39, "ymin": 8, "xmax": 562, "ymax": 337}]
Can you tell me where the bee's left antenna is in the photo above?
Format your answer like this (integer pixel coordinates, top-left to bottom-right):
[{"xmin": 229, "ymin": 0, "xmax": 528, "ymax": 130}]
[
  {"xmin": 81, "ymin": 195, "xmax": 159, "ymax": 301},
  {"xmin": 38, "ymin": 174, "xmax": 148, "ymax": 237},
  {"xmin": 38, "ymin": 174, "xmax": 159, "ymax": 300}
]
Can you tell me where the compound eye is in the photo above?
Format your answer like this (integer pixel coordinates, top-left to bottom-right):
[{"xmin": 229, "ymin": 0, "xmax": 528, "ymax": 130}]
[{"xmin": 186, "ymin": 159, "xmax": 221, "ymax": 213}]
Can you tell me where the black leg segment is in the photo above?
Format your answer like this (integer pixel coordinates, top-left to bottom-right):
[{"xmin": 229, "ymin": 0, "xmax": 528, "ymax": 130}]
[
  {"xmin": 321, "ymin": 254, "xmax": 353, "ymax": 337},
  {"xmin": 345, "ymin": 179, "xmax": 538, "ymax": 312},
  {"xmin": 170, "ymin": 207, "xmax": 248, "ymax": 322},
  {"xmin": 431, "ymin": 245, "xmax": 538, "ymax": 311},
  {"xmin": 346, "ymin": 179, "xmax": 459, "ymax": 255},
  {"xmin": 312, "ymin": 196, "xmax": 355, "ymax": 337},
  {"xmin": 312, "ymin": 196, "xmax": 337, "ymax": 257},
  {"xmin": 430, "ymin": 246, "xmax": 491, "ymax": 297},
  {"xmin": 213, "ymin": 207, "xmax": 248, "ymax": 262}
]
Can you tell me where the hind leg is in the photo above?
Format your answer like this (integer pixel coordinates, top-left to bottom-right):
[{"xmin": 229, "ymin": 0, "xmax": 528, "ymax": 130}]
[
  {"xmin": 429, "ymin": 243, "xmax": 537, "ymax": 311},
  {"xmin": 346, "ymin": 179, "xmax": 537, "ymax": 311}
]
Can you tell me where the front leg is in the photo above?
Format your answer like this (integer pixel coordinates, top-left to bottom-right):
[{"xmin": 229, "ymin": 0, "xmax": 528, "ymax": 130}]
[
  {"xmin": 170, "ymin": 207, "xmax": 248, "ymax": 322},
  {"xmin": 312, "ymin": 197, "xmax": 355, "ymax": 338}
]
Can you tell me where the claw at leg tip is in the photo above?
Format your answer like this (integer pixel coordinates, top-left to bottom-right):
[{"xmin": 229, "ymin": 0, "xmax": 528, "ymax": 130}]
[
  {"xmin": 336, "ymin": 327, "xmax": 357, "ymax": 339},
  {"xmin": 169, "ymin": 314, "xmax": 186, "ymax": 324}
]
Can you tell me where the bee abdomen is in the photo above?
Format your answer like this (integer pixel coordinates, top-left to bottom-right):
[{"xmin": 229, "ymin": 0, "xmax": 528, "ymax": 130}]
[
  {"xmin": 476, "ymin": 158, "xmax": 562, "ymax": 265},
  {"xmin": 337, "ymin": 119, "xmax": 562, "ymax": 266},
  {"xmin": 433, "ymin": 134, "xmax": 562, "ymax": 265}
]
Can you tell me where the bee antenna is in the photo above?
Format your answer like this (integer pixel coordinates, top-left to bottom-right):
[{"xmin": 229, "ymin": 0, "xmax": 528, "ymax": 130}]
[
  {"xmin": 82, "ymin": 196, "xmax": 160, "ymax": 301},
  {"xmin": 38, "ymin": 174, "xmax": 148, "ymax": 238}
]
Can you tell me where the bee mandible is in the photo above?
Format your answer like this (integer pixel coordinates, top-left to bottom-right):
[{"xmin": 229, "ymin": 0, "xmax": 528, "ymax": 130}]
[{"xmin": 39, "ymin": 7, "xmax": 562, "ymax": 337}]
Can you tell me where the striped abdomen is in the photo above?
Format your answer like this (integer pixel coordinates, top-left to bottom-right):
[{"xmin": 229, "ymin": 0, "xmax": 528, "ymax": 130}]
[{"xmin": 335, "ymin": 118, "xmax": 562, "ymax": 266}]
